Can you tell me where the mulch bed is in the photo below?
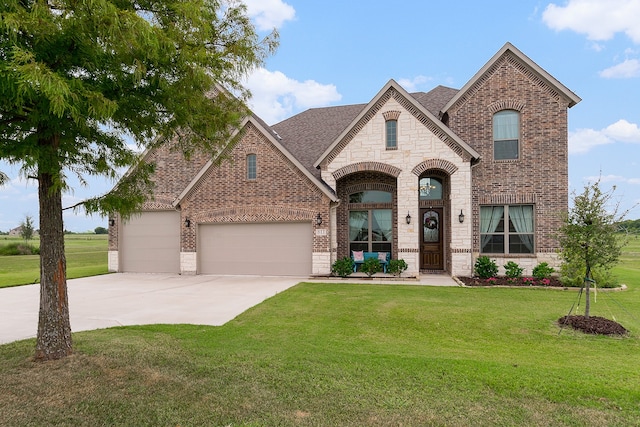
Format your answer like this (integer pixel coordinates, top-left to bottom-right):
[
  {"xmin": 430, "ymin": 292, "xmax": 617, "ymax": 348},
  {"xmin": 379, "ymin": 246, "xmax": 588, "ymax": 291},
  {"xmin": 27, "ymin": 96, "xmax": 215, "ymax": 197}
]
[{"xmin": 558, "ymin": 315, "xmax": 629, "ymax": 336}]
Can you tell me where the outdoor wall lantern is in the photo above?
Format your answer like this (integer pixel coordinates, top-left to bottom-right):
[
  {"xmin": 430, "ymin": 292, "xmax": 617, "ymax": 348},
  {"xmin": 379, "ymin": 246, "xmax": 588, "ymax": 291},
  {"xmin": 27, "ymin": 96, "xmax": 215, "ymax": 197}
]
[
  {"xmin": 109, "ymin": 219, "xmax": 115, "ymax": 227},
  {"xmin": 316, "ymin": 213, "xmax": 322, "ymax": 226},
  {"xmin": 458, "ymin": 210, "xmax": 465, "ymax": 223},
  {"xmin": 406, "ymin": 211, "xmax": 411, "ymax": 225},
  {"xmin": 185, "ymin": 218, "xmax": 191, "ymax": 228}
]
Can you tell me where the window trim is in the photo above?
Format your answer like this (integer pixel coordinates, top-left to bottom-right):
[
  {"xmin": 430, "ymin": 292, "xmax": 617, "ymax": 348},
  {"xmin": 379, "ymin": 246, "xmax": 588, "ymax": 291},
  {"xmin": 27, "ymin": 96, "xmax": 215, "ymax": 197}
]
[
  {"xmin": 246, "ymin": 153, "xmax": 257, "ymax": 180},
  {"xmin": 348, "ymin": 189, "xmax": 393, "ymax": 253},
  {"xmin": 385, "ymin": 119, "xmax": 397, "ymax": 150},
  {"xmin": 480, "ymin": 204, "xmax": 535, "ymax": 255},
  {"xmin": 493, "ymin": 110, "xmax": 520, "ymax": 161}
]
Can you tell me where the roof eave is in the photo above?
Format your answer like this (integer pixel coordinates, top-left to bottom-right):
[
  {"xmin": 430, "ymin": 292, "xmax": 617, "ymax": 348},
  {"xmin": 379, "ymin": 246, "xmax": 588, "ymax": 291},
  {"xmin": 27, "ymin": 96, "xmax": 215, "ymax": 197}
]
[{"xmin": 441, "ymin": 42, "xmax": 582, "ymax": 115}]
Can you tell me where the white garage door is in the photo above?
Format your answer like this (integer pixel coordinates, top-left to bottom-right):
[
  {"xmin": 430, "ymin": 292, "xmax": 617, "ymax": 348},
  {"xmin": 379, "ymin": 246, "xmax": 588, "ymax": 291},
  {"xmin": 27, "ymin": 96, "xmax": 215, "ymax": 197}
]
[
  {"xmin": 120, "ymin": 211, "xmax": 181, "ymax": 273},
  {"xmin": 198, "ymin": 222, "xmax": 312, "ymax": 276}
]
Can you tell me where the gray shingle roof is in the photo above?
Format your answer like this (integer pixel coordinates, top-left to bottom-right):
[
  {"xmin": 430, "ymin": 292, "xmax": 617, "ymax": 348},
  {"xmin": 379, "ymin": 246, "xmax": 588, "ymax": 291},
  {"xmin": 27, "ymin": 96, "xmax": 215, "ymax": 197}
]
[{"xmin": 270, "ymin": 85, "xmax": 459, "ymax": 178}]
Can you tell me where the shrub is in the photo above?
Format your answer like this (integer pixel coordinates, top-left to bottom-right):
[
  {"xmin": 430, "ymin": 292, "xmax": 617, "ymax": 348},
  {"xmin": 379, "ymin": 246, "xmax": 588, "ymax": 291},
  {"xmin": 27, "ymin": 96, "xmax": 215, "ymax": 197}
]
[
  {"xmin": 474, "ymin": 256, "xmax": 498, "ymax": 279},
  {"xmin": 387, "ymin": 259, "xmax": 408, "ymax": 276},
  {"xmin": 331, "ymin": 257, "xmax": 354, "ymax": 278},
  {"xmin": 504, "ymin": 261, "xmax": 523, "ymax": 279},
  {"xmin": 0, "ymin": 243, "xmax": 39, "ymax": 256},
  {"xmin": 559, "ymin": 260, "xmax": 619, "ymax": 288},
  {"xmin": 532, "ymin": 262, "xmax": 555, "ymax": 280},
  {"xmin": 361, "ymin": 258, "xmax": 382, "ymax": 277}
]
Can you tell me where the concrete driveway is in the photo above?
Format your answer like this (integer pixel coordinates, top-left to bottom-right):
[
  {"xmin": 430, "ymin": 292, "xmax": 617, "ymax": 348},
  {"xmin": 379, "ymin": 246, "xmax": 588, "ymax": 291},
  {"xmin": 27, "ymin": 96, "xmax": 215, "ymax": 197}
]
[{"xmin": 0, "ymin": 273, "xmax": 301, "ymax": 345}]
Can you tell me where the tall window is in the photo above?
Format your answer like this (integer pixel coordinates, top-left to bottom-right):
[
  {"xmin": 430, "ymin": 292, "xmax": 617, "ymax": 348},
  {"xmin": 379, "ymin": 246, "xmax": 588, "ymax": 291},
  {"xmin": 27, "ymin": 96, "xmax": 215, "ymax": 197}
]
[
  {"xmin": 349, "ymin": 190, "xmax": 392, "ymax": 253},
  {"xmin": 385, "ymin": 119, "xmax": 397, "ymax": 149},
  {"xmin": 480, "ymin": 205, "xmax": 534, "ymax": 254},
  {"xmin": 493, "ymin": 110, "xmax": 519, "ymax": 160},
  {"xmin": 246, "ymin": 153, "xmax": 257, "ymax": 180}
]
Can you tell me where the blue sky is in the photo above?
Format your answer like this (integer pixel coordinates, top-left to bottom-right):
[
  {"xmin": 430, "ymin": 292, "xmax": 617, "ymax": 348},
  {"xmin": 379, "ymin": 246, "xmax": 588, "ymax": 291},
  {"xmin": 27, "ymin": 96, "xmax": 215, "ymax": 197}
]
[{"xmin": 1, "ymin": 0, "xmax": 639, "ymax": 232}]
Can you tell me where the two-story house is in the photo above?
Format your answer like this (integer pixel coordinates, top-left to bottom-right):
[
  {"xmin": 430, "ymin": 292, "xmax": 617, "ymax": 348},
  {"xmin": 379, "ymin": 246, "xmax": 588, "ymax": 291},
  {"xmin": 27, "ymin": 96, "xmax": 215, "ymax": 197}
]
[{"xmin": 108, "ymin": 42, "xmax": 580, "ymax": 278}]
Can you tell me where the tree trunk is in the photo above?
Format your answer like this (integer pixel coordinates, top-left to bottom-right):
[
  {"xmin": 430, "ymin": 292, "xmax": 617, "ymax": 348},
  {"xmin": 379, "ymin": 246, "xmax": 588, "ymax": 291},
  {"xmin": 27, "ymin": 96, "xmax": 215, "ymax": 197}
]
[
  {"xmin": 35, "ymin": 168, "xmax": 72, "ymax": 360},
  {"xmin": 584, "ymin": 263, "xmax": 591, "ymax": 319}
]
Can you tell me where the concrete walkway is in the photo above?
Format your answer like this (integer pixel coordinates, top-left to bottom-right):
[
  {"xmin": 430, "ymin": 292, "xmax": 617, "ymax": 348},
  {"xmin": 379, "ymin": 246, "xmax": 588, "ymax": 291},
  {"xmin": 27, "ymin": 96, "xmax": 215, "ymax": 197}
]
[{"xmin": 0, "ymin": 272, "xmax": 458, "ymax": 345}]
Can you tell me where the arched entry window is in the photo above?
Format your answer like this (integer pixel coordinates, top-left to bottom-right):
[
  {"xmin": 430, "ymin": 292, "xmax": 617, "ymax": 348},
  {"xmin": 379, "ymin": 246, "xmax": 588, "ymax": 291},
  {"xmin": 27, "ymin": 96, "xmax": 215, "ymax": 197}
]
[
  {"xmin": 349, "ymin": 190, "xmax": 392, "ymax": 253},
  {"xmin": 419, "ymin": 177, "xmax": 443, "ymax": 200}
]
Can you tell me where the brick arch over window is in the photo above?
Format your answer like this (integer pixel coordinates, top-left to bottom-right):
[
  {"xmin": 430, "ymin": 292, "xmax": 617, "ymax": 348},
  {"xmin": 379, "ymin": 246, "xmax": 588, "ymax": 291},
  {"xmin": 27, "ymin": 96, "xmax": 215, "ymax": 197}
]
[
  {"xmin": 487, "ymin": 99, "xmax": 526, "ymax": 114},
  {"xmin": 333, "ymin": 162, "xmax": 402, "ymax": 181},
  {"xmin": 412, "ymin": 159, "xmax": 458, "ymax": 176},
  {"xmin": 343, "ymin": 182, "xmax": 396, "ymax": 196}
]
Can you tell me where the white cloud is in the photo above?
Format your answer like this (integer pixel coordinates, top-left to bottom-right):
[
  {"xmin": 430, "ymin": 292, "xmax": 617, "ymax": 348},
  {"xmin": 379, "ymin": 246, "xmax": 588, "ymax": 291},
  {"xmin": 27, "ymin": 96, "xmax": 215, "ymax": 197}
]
[
  {"xmin": 600, "ymin": 58, "xmax": 640, "ymax": 78},
  {"xmin": 245, "ymin": 68, "xmax": 342, "ymax": 124},
  {"xmin": 397, "ymin": 75, "xmax": 433, "ymax": 92},
  {"xmin": 243, "ymin": 0, "xmax": 295, "ymax": 31},
  {"xmin": 583, "ymin": 174, "xmax": 640, "ymax": 185},
  {"xmin": 542, "ymin": 0, "xmax": 640, "ymax": 43},
  {"xmin": 569, "ymin": 119, "xmax": 640, "ymax": 154}
]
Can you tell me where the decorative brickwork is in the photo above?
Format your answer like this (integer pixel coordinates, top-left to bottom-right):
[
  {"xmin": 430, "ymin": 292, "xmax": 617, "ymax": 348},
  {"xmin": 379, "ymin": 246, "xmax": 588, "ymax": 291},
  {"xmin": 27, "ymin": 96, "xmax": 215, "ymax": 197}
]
[
  {"xmin": 336, "ymin": 172, "xmax": 397, "ymax": 260},
  {"xmin": 411, "ymin": 159, "xmax": 458, "ymax": 176},
  {"xmin": 180, "ymin": 122, "xmax": 332, "ymax": 255},
  {"xmin": 333, "ymin": 162, "xmax": 402, "ymax": 180},
  {"xmin": 446, "ymin": 50, "xmax": 571, "ymax": 258},
  {"xmin": 382, "ymin": 110, "xmax": 401, "ymax": 121}
]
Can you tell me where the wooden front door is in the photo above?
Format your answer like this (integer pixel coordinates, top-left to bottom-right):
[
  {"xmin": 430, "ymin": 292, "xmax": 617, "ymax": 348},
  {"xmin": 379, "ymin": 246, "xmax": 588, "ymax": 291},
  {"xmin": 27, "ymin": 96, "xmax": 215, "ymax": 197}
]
[{"xmin": 420, "ymin": 208, "xmax": 444, "ymax": 270}]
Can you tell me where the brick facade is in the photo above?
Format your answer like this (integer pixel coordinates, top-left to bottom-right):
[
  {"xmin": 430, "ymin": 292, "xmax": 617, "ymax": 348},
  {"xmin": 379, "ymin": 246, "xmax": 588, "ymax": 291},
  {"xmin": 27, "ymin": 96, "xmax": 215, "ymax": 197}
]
[
  {"xmin": 445, "ymin": 50, "xmax": 574, "ymax": 270},
  {"xmin": 110, "ymin": 43, "xmax": 579, "ymax": 278},
  {"xmin": 180, "ymin": 121, "xmax": 332, "ymax": 255}
]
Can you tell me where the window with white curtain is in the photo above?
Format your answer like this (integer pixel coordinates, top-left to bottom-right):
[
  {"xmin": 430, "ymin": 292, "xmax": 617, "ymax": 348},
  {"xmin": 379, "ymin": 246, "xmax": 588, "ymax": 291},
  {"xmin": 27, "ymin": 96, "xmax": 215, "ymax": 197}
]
[
  {"xmin": 480, "ymin": 205, "xmax": 534, "ymax": 254},
  {"xmin": 493, "ymin": 110, "xmax": 519, "ymax": 160},
  {"xmin": 349, "ymin": 190, "xmax": 393, "ymax": 253}
]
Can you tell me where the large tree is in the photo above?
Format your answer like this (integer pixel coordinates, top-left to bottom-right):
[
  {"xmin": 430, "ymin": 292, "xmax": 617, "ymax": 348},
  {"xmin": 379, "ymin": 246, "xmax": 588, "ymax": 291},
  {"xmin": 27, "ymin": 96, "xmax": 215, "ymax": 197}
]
[
  {"xmin": 556, "ymin": 180, "xmax": 630, "ymax": 318},
  {"xmin": 0, "ymin": 0, "xmax": 277, "ymax": 360}
]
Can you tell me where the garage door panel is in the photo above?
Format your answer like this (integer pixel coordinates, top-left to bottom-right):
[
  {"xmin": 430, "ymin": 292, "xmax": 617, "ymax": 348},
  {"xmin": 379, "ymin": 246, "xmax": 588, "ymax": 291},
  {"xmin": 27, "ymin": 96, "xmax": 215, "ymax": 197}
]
[
  {"xmin": 199, "ymin": 223, "xmax": 312, "ymax": 276},
  {"xmin": 120, "ymin": 211, "xmax": 180, "ymax": 273}
]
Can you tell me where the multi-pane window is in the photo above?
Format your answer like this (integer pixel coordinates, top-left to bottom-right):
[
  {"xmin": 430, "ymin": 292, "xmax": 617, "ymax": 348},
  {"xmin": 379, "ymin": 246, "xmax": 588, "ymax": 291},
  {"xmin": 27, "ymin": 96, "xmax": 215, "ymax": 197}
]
[
  {"xmin": 493, "ymin": 110, "xmax": 519, "ymax": 160},
  {"xmin": 246, "ymin": 153, "xmax": 257, "ymax": 180},
  {"xmin": 348, "ymin": 190, "xmax": 392, "ymax": 253},
  {"xmin": 385, "ymin": 119, "xmax": 397, "ymax": 149},
  {"xmin": 480, "ymin": 205, "xmax": 534, "ymax": 254}
]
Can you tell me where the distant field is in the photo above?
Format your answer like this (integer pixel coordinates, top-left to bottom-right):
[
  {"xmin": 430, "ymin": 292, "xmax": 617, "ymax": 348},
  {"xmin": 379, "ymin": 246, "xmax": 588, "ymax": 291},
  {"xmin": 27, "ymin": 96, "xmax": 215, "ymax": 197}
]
[{"xmin": 0, "ymin": 234, "xmax": 108, "ymax": 288}]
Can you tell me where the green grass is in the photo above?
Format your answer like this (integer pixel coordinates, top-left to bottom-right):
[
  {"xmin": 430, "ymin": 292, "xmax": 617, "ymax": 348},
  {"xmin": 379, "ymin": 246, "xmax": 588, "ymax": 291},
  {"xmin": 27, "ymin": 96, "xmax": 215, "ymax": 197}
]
[
  {"xmin": 0, "ymin": 238, "xmax": 638, "ymax": 425},
  {"xmin": 0, "ymin": 234, "xmax": 108, "ymax": 288}
]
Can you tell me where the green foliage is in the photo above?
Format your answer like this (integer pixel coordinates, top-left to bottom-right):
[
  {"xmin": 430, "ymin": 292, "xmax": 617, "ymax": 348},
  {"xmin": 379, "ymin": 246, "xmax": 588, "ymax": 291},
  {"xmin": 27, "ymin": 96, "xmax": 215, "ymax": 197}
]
[
  {"xmin": 557, "ymin": 180, "xmax": 629, "ymax": 275},
  {"xmin": 331, "ymin": 257, "xmax": 354, "ymax": 278},
  {"xmin": 0, "ymin": 242, "xmax": 39, "ymax": 256},
  {"xmin": 94, "ymin": 226, "xmax": 108, "ymax": 235},
  {"xmin": 556, "ymin": 180, "xmax": 632, "ymax": 314},
  {"xmin": 0, "ymin": 0, "xmax": 278, "ymax": 218},
  {"xmin": 559, "ymin": 259, "xmax": 619, "ymax": 288},
  {"xmin": 532, "ymin": 262, "xmax": 555, "ymax": 280},
  {"xmin": 387, "ymin": 259, "xmax": 408, "ymax": 276},
  {"xmin": 474, "ymin": 256, "xmax": 498, "ymax": 279},
  {"xmin": 19, "ymin": 215, "xmax": 35, "ymax": 242},
  {"xmin": 503, "ymin": 261, "xmax": 523, "ymax": 279},
  {"xmin": 361, "ymin": 257, "xmax": 382, "ymax": 277}
]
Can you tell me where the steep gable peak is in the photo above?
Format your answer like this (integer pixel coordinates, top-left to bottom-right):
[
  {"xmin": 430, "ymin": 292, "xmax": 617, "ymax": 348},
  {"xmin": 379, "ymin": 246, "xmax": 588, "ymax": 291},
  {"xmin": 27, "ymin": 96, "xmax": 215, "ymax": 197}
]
[{"xmin": 441, "ymin": 42, "xmax": 581, "ymax": 115}]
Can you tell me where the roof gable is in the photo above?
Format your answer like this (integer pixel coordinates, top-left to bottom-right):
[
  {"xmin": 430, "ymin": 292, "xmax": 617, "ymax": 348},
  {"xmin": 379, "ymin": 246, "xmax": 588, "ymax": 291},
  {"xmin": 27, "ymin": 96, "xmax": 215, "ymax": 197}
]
[
  {"xmin": 313, "ymin": 80, "xmax": 480, "ymax": 169},
  {"xmin": 173, "ymin": 116, "xmax": 338, "ymax": 206},
  {"xmin": 441, "ymin": 42, "xmax": 581, "ymax": 115}
]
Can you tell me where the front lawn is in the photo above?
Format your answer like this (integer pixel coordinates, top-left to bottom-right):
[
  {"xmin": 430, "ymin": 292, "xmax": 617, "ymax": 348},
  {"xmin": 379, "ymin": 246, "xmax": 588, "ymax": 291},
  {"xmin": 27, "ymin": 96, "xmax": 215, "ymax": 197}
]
[
  {"xmin": 0, "ymin": 234, "xmax": 108, "ymax": 288},
  {"xmin": 1, "ymin": 283, "xmax": 638, "ymax": 426}
]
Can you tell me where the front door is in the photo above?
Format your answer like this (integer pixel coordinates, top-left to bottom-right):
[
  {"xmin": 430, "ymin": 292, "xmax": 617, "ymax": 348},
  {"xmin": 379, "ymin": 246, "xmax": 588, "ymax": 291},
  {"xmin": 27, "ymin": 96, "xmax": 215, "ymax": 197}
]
[{"xmin": 420, "ymin": 208, "xmax": 444, "ymax": 270}]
